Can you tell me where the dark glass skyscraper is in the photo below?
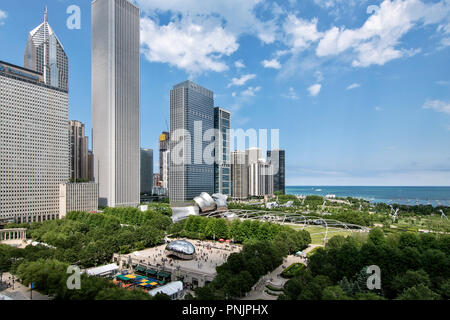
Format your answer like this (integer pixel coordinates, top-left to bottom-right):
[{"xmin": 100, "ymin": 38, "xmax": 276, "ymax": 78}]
[
  {"xmin": 140, "ymin": 149, "xmax": 153, "ymax": 194},
  {"xmin": 267, "ymin": 149, "xmax": 286, "ymax": 194},
  {"xmin": 214, "ymin": 107, "xmax": 231, "ymax": 196}
]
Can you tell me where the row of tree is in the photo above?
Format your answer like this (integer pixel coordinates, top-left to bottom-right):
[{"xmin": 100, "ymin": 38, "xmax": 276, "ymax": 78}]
[{"xmin": 280, "ymin": 228, "xmax": 450, "ymax": 300}]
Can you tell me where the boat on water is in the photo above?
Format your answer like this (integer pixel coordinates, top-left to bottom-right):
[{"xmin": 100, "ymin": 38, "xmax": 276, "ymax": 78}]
[{"xmin": 315, "ymin": 189, "xmax": 322, "ymax": 192}]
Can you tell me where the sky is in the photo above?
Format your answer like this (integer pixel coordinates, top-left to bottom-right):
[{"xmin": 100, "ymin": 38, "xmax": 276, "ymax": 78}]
[{"xmin": 0, "ymin": 0, "xmax": 449, "ymax": 186}]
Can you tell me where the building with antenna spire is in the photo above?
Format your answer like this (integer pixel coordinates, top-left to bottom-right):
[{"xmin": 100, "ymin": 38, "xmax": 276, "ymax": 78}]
[{"xmin": 24, "ymin": 7, "xmax": 68, "ymax": 91}]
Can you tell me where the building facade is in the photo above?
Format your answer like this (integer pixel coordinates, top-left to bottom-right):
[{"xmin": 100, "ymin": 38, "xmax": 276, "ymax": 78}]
[
  {"xmin": 169, "ymin": 81, "xmax": 215, "ymax": 203},
  {"xmin": 214, "ymin": 107, "xmax": 231, "ymax": 197},
  {"xmin": 140, "ymin": 148, "xmax": 153, "ymax": 194},
  {"xmin": 161, "ymin": 150, "xmax": 170, "ymax": 190},
  {"xmin": 231, "ymin": 151, "xmax": 249, "ymax": 199},
  {"xmin": 249, "ymin": 160, "xmax": 274, "ymax": 197},
  {"xmin": 92, "ymin": 0, "xmax": 140, "ymax": 207},
  {"xmin": 159, "ymin": 132, "xmax": 169, "ymax": 183},
  {"xmin": 0, "ymin": 61, "xmax": 69, "ymax": 223},
  {"xmin": 59, "ymin": 183, "xmax": 99, "ymax": 218},
  {"xmin": 24, "ymin": 8, "xmax": 68, "ymax": 92},
  {"xmin": 69, "ymin": 120, "xmax": 89, "ymax": 182},
  {"xmin": 267, "ymin": 149, "xmax": 286, "ymax": 195}
]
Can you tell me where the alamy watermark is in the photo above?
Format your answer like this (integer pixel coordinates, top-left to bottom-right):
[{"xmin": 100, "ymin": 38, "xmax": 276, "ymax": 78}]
[
  {"xmin": 366, "ymin": 265, "xmax": 381, "ymax": 290},
  {"xmin": 66, "ymin": 265, "xmax": 81, "ymax": 290}
]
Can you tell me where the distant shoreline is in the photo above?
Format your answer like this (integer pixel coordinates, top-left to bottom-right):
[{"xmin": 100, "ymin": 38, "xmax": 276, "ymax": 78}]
[{"xmin": 285, "ymin": 186, "xmax": 450, "ymax": 207}]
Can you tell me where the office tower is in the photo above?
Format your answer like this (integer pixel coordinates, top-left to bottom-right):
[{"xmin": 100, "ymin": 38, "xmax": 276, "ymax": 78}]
[
  {"xmin": 0, "ymin": 61, "xmax": 69, "ymax": 223},
  {"xmin": 92, "ymin": 0, "xmax": 140, "ymax": 207},
  {"xmin": 162, "ymin": 150, "xmax": 170, "ymax": 189},
  {"xmin": 141, "ymin": 149, "xmax": 153, "ymax": 194},
  {"xmin": 214, "ymin": 107, "xmax": 231, "ymax": 196},
  {"xmin": 267, "ymin": 149, "xmax": 286, "ymax": 194},
  {"xmin": 59, "ymin": 182, "xmax": 99, "ymax": 218},
  {"xmin": 69, "ymin": 120, "xmax": 89, "ymax": 181},
  {"xmin": 24, "ymin": 8, "xmax": 68, "ymax": 91},
  {"xmin": 88, "ymin": 151, "xmax": 94, "ymax": 182},
  {"xmin": 249, "ymin": 160, "xmax": 274, "ymax": 197},
  {"xmin": 169, "ymin": 80, "xmax": 214, "ymax": 203},
  {"xmin": 231, "ymin": 151, "xmax": 248, "ymax": 199},
  {"xmin": 153, "ymin": 173, "xmax": 161, "ymax": 188},
  {"xmin": 246, "ymin": 147, "xmax": 262, "ymax": 165},
  {"xmin": 159, "ymin": 132, "xmax": 170, "ymax": 182}
]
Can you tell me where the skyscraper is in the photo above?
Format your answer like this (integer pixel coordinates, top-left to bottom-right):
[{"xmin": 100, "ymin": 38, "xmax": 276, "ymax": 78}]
[
  {"xmin": 214, "ymin": 107, "xmax": 231, "ymax": 196},
  {"xmin": 0, "ymin": 60, "xmax": 69, "ymax": 223},
  {"xmin": 140, "ymin": 149, "xmax": 153, "ymax": 194},
  {"xmin": 69, "ymin": 120, "xmax": 89, "ymax": 182},
  {"xmin": 267, "ymin": 149, "xmax": 286, "ymax": 194},
  {"xmin": 169, "ymin": 80, "xmax": 215, "ymax": 203},
  {"xmin": 159, "ymin": 132, "xmax": 170, "ymax": 187},
  {"xmin": 231, "ymin": 151, "xmax": 248, "ymax": 199},
  {"xmin": 92, "ymin": 0, "xmax": 140, "ymax": 207},
  {"xmin": 249, "ymin": 160, "xmax": 274, "ymax": 197},
  {"xmin": 24, "ymin": 8, "xmax": 68, "ymax": 91}
]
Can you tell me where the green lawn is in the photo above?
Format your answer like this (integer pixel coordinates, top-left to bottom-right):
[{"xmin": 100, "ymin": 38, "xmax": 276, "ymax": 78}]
[{"xmin": 289, "ymin": 225, "xmax": 354, "ymax": 245}]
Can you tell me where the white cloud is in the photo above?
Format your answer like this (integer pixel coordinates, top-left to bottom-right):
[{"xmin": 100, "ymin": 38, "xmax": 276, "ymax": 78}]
[
  {"xmin": 423, "ymin": 99, "xmax": 450, "ymax": 115},
  {"xmin": 262, "ymin": 59, "xmax": 281, "ymax": 69},
  {"xmin": 0, "ymin": 10, "xmax": 7, "ymax": 25},
  {"xmin": 134, "ymin": 0, "xmax": 278, "ymax": 44},
  {"xmin": 140, "ymin": 17, "xmax": 238, "ymax": 74},
  {"xmin": 283, "ymin": 15, "xmax": 323, "ymax": 52},
  {"xmin": 308, "ymin": 84, "xmax": 322, "ymax": 97},
  {"xmin": 242, "ymin": 86, "xmax": 261, "ymax": 97},
  {"xmin": 346, "ymin": 83, "xmax": 361, "ymax": 90},
  {"xmin": 316, "ymin": 0, "xmax": 450, "ymax": 67},
  {"xmin": 282, "ymin": 87, "xmax": 299, "ymax": 100},
  {"xmin": 441, "ymin": 37, "xmax": 450, "ymax": 47},
  {"xmin": 227, "ymin": 74, "xmax": 256, "ymax": 87},
  {"xmin": 234, "ymin": 60, "xmax": 245, "ymax": 69},
  {"xmin": 375, "ymin": 106, "xmax": 383, "ymax": 111}
]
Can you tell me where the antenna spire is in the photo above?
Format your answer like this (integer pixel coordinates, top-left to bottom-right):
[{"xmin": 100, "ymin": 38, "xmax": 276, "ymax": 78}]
[{"xmin": 44, "ymin": 6, "xmax": 48, "ymax": 23}]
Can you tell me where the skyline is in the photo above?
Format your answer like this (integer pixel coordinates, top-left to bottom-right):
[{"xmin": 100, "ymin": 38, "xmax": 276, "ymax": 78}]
[{"xmin": 0, "ymin": 0, "xmax": 449, "ymax": 186}]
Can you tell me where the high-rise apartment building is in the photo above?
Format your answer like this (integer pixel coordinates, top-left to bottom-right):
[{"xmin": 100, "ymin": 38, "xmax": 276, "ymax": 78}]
[
  {"xmin": 267, "ymin": 149, "xmax": 286, "ymax": 194},
  {"xmin": 249, "ymin": 160, "xmax": 274, "ymax": 197},
  {"xmin": 92, "ymin": 0, "xmax": 140, "ymax": 207},
  {"xmin": 159, "ymin": 132, "xmax": 169, "ymax": 184},
  {"xmin": 169, "ymin": 80, "xmax": 215, "ymax": 203},
  {"xmin": 24, "ymin": 8, "xmax": 68, "ymax": 92},
  {"xmin": 0, "ymin": 61, "xmax": 69, "ymax": 223},
  {"xmin": 231, "ymin": 151, "xmax": 249, "ymax": 199},
  {"xmin": 161, "ymin": 150, "xmax": 170, "ymax": 190},
  {"xmin": 141, "ymin": 149, "xmax": 153, "ymax": 194},
  {"xmin": 88, "ymin": 150, "xmax": 94, "ymax": 182},
  {"xmin": 214, "ymin": 107, "xmax": 231, "ymax": 196},
  {"xmin": 69, "ymin": 120, "xmax": 89, "ymax": 182}
]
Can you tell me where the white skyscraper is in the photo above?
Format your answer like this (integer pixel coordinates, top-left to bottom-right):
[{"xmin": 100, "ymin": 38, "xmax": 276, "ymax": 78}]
[
  {"xmin": 24, "ymin": 8, "xmax": 68, "ymax": 92},
  {"xmin": 92, "ymin": 0, "xmax": 140, "ymax": 207},
  {"xmin": 0, "ymin": 61, "xmax": 69, "ymax": 223}
]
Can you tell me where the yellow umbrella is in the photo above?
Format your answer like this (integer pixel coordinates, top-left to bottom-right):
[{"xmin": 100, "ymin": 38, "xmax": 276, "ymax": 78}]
[
  {"xmin": 150, "ymin": 282, "xmax": 158, "ymax": 286},
  {"xmin": 125, "ymin": 275, "xmax": 136, "ymax": 279}
]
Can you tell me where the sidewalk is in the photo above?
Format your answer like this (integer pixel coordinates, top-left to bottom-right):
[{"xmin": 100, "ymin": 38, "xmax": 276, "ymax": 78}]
[
  {"xmin": 0, "ymin": 272, "xmax": 50, "ymax": 300},
  {"xmin": 241, "ymin": 244, "xmax": 323, "ymax": 300}
]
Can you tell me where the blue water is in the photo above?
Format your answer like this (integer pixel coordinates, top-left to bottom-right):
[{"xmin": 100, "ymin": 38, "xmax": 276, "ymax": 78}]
[{"xmin": 286, "ymin": 186, "xmax": 450, "ymax": 207}]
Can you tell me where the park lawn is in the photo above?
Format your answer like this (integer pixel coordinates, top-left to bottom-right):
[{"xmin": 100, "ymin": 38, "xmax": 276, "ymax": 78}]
[{"xmin": 289, "ymin": 225, "xmax": 353, "ymax": 245}]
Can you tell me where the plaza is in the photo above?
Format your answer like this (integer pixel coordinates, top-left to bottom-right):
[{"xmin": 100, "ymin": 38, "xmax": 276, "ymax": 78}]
[{"xmin": 113, "ymin": 239, "xmax": 242, "ymax": 289}]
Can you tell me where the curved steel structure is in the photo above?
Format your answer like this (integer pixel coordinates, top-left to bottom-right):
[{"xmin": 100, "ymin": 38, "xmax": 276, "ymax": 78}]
[{"xmin": 201, "ymin": 209, "xmax": 370, "ymax": 244}]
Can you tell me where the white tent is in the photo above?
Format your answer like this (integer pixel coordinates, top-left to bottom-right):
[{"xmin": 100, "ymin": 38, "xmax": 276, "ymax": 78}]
[
  {"xmin": 148, "ymin": 281, "xmax": 184, "ymax": 300},
  {"xmin": 85, "ymin": 263, "xmax": 119, "ymax": 277}
]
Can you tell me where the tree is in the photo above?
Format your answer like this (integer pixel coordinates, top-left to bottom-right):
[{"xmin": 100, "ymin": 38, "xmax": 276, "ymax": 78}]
[
  {"xmin": 322, "ymin": 286, "xmax": 350, "ymax": 300},
  {"xmin": 396, "ymin": 284, "xmax": 440, "ymax": 300}
]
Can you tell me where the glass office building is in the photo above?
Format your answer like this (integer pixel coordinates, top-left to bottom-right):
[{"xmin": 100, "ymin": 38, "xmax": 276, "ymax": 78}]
[{"xmin": 214, "ymin": 107, "xmax": 231, "ymax": 196}]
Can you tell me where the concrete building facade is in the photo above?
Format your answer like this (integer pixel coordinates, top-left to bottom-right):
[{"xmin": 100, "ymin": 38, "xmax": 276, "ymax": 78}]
[
  {"xmin": 59, "ymin": 183, "xmax": 99, "ymax": 218},
  {"xmin": 0, "ymin": 61, "xmax": 69, "ymax": 223},
  {"xmin": 231, "ymin": 151, "xmax": 249, "ymax": 199},
  {"xmin": 69, "ymin": 120, "xmax": 89, "ymax": 181}
]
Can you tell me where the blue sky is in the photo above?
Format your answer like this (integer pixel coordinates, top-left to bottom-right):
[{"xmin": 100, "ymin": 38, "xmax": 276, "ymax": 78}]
[{"xmin": 0, "ymin": 0, "xmax": 449, "ymax": 186}]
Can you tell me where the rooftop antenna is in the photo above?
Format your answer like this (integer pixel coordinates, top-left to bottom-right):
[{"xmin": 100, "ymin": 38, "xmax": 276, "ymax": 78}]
[{"xmin": 165, "ymin": 119, "xmax": 169, "ymax": 133}]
